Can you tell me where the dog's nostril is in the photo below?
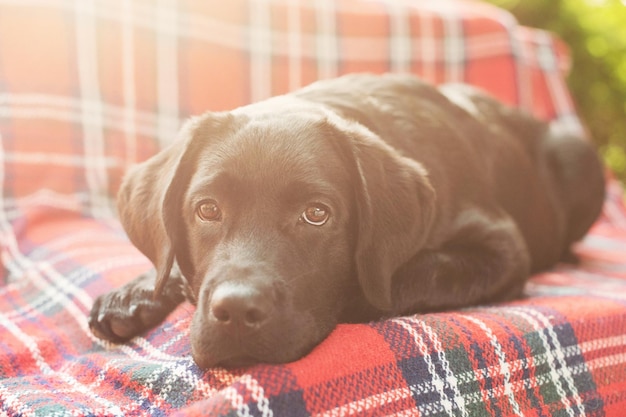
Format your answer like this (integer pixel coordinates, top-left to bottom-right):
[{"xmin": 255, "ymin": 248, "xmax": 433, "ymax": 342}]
[
  {"xmin": 212, "ymin": 306, "xmax": 231, "ymax": 323},
  {"xmin": 244, "ymin": 308, "xmax": 267, "ymax": 326}
]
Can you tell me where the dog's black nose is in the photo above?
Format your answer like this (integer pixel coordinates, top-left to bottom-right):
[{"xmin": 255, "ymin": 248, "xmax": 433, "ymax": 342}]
[{"xmin": 210, "ymin": 283, "xmax": 271, "ymax": 330}]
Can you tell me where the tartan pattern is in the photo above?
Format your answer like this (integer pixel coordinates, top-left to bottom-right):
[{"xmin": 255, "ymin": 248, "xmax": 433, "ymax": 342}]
[{"xmin": 0, "ymin": 0, "xmax": 625, "ymax": 416}]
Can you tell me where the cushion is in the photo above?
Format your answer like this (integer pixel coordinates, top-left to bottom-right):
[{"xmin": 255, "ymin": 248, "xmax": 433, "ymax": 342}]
[{"xmin": 1, "ymin": 1, "xmax": 625, "ymax": 416}]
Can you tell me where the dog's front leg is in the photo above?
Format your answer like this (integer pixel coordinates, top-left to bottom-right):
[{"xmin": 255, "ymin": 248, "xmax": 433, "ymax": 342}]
[
  {"xmin": 89, "ymin": 269, "xmax": 186, "ymax": 343},
  {"xmin": 389, "ymin": 215, "xmax": 530, "ymax": 315}
]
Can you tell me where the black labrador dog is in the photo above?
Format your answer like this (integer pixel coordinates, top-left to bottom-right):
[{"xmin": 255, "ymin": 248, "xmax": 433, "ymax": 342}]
[{"xmin": 89, "ymin": 73, "xmax": 605, "ymax": 368}]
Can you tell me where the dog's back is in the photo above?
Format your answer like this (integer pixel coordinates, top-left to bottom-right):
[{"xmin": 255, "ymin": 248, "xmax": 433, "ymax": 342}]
[
  {"xmin": 296, "ymin": 73, "xmax": 605, "ymax": 272},
  {"xmin": 542, "ymin": 124, "xmax": 606, "ymax": 256}
]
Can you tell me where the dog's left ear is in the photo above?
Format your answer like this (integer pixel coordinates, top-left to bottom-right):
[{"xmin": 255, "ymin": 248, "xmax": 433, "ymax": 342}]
[{"xmin": 326, "ymin": 116, "xmax": 436, "ymax": 311}]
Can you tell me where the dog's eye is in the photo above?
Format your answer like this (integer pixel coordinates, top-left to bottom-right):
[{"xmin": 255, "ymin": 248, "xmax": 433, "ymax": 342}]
[
  {"xmin": 300, "ymin": 204, "xmax": 330, "ymax": 226},
  {"xmin": 197, "ymin": 200, "xmax": 222, "ymax": 222}
]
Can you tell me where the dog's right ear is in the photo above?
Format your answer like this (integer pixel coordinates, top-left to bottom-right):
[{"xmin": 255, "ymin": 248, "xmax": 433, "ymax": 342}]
[
  {"xmin": 116, "ymin": 113, "xmax": 232, "ymax": 297},
  {"xmin": 322, "ymin": 113, "xmax": 436, "ymax": 312}
]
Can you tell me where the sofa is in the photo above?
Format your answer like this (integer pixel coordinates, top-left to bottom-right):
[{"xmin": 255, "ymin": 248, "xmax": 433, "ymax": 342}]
[{"xmin": 1, "ymin": 1, "xmax": 625, "ymax": 416}]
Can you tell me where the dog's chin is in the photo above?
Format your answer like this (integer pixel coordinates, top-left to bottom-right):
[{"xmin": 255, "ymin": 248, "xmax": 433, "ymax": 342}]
[
  {"xmin": 217, "ymin": 356, "xmax": 258, "ymax": 368},
  {"xmin": 192, "ymin": 347, "xmax": 307, "ymax": 369},
  {"xmin": 190, "ymin": 327, "xmax": 331, "ymax": 369}
]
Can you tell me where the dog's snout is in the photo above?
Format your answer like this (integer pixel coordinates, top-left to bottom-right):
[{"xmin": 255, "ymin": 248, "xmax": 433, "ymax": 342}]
[{"xmin": 210, "ymin": 283, "xmax": 272, "ymax": 330}]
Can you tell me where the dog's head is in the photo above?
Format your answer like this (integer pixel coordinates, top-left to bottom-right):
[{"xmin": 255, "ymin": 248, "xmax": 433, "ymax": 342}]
[{"xmin": 118, "ymin": 98, "xmax": 435, "ymax": 367}]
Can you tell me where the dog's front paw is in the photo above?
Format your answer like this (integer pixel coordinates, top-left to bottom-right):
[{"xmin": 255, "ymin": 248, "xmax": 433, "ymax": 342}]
[{"xmin": 89, "ymin": 271, "xmax": 183, "ymax": 343}]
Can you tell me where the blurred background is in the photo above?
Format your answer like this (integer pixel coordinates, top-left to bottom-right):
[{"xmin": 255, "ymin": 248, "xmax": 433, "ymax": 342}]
[{"xmin": 487, "ymin": 0, "xmax": 626, "ymax": 185}]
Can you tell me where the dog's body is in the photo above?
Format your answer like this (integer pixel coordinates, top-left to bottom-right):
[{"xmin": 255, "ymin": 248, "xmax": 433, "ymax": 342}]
[{"xmin": 89, "ymin": 74, "xmax": 605, "ymax": 368}]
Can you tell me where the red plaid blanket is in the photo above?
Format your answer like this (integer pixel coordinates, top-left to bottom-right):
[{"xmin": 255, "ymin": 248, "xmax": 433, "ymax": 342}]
[{"xmin": 1, "ymin": 1, "xmax": 625, "ymax": 416}]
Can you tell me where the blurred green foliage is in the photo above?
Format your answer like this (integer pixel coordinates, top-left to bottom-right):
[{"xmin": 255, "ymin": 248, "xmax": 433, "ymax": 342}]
[{"xmin": 486, "ymin": 0, "xmax": 626, "ymax": 184}]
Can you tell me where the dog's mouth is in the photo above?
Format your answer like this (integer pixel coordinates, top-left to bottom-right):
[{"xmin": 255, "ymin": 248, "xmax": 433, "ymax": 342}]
[{"xmin": 190, "ymin": 337, "xmax": 267, "ymax": 369}]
